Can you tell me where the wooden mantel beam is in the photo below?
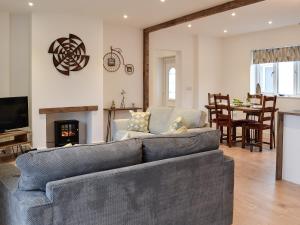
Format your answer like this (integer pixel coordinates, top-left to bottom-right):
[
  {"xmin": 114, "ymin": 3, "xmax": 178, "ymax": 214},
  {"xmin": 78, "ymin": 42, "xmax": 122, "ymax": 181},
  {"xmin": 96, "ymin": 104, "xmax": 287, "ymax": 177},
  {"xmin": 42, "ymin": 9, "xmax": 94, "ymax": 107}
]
[
  {"xmin": 142, "ymin": 0, "xmax": 265, "ymax": 110},
  {"xmin": 39, "ymin": 106, "xmax": 98, "ymax": 114}
]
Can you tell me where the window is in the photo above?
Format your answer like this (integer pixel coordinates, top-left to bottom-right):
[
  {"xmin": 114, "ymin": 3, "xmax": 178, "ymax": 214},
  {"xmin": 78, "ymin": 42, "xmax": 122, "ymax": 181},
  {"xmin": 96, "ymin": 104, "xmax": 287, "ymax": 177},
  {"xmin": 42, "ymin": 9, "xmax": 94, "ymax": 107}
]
[
  {"xmin": 278, "ymin": 62, "xmax": 294, "ymax": 96},
  {"xmin": 252, "ymin": 61, "xmax": 300, "ymax": 96},
  {"xmin": 168, "ymin": 67, "xmax": 176, "ymax": 100}
]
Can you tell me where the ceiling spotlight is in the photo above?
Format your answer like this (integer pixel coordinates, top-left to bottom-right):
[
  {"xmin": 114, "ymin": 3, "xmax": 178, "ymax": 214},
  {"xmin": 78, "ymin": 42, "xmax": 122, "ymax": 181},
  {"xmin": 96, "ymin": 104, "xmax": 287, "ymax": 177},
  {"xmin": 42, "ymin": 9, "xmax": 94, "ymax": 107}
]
[
  {"xmin": 224, "ymin": 29, "xmax": 228, "ymax": 33},
  {"xmin": 268, "ymin": 20, "xmax": 273, "ymax": 25},
  {"xmin": 231, "ymin": 12, "xmax": 236, "ymax": 16},
  {"xmin": 187, "ymin": 24, "xmax": 192, "ymax": 28},
  {"xmin": 160, "ymin": 0, "xmax": 166, "ymax": 2},
  {"xmin": 123, "ymin": 14, "xmax": 128, "ymax": 19},
  {"xmin": 28, "ymin": 2, "xmax": 34, "ymax": 7}
]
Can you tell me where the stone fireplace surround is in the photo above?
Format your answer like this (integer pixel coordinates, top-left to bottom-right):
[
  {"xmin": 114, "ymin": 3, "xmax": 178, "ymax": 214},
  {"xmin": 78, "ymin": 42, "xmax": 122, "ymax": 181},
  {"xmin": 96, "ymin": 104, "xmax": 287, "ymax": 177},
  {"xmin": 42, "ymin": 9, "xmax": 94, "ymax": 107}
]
[{"xmin": 37, "ymin": 106, "xmax": 100, "ymax": 149}]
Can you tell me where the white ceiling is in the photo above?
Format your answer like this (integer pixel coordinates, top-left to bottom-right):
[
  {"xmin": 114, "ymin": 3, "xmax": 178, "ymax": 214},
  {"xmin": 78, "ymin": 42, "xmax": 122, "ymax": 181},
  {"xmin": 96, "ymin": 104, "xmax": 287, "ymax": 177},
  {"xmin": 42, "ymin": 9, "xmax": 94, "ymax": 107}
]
[
  {"xmin": 165, "ymin": 0, "xmax": 300, "ymax": 37},
  {"xmin": 0, "ymin": 0, "xmax": 299, "ymax": 36},
  {"xmin": 0, "ymin": 0, "xmax": 228, "ymax": 28}
]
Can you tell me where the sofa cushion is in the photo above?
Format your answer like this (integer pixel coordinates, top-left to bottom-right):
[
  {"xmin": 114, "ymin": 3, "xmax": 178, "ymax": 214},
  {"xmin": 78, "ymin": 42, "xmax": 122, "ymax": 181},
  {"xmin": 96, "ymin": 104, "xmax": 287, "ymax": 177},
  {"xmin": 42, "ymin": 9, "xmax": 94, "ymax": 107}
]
[
  {"xmin": 147, "ymin": 107, "xmax": 174, "ymax": 134},
  {"xmin": 168, "ymin": 116, "xmax": 184, "ymax": 132},
  {"xmin": 16, "ymin": 139, "xmax": 143, "ymax": 191},
  {"xmin": 142, "ymin": 130, "xmax": 220, "ymax": 162},
  {"xmin": 114, "ymin": 130, "xmax": 155, "ymax": 141},
  {"xmin": 169, "ymin": 108, "xmax": 206, "ymax": 129},
  {"xmin": 127, "ymin": 111, "xmax": 151, "ymax": 133}
]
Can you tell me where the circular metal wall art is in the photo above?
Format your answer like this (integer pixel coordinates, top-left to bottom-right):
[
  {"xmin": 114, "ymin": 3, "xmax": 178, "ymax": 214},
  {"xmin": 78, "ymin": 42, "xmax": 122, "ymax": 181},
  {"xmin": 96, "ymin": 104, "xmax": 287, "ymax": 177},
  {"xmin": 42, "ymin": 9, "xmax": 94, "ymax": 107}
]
[
  {"xmin": 103, "ymin": 52, "xmax": 121, "ymax": 72},
  {"xmin": 103, "ymin": 46, "xmax": 135, "ymax": 75},
  {"xmin": 48, "ymin": 34, "xmax": 90, "ymax": 76}
]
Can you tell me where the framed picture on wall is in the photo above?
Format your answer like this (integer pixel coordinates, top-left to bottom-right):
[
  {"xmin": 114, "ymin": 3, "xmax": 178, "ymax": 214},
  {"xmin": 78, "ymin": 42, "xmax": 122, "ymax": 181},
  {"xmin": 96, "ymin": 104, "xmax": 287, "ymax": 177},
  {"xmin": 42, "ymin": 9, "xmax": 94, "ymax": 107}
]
[{"xmin": 125, "ymin": 64, "xmax": 134, "ymax": 75}]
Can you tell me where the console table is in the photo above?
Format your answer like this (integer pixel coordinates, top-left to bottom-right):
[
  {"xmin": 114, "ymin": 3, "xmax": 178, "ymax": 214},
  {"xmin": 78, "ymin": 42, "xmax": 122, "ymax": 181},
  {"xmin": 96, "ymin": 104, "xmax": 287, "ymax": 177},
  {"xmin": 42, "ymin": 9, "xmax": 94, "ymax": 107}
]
[
  {"xmin": 104, "ymin": 107, "xmax": 142, "ymax": 142},
  {"xmin": 0, "ymin": 130, "xmax": 31, "ymax": 156},
  {"xmin": 276, "ymin": 110, "xmax": 300, "ymax": 184}
]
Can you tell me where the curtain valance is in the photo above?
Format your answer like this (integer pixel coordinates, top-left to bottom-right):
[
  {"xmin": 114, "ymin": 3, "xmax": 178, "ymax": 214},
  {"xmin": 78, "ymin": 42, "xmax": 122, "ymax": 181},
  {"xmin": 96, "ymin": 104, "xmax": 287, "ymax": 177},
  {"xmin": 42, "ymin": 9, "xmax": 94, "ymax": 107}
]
[{"xmin": 252, "ymin": 46, "xmax": 300, "ymax": 64}]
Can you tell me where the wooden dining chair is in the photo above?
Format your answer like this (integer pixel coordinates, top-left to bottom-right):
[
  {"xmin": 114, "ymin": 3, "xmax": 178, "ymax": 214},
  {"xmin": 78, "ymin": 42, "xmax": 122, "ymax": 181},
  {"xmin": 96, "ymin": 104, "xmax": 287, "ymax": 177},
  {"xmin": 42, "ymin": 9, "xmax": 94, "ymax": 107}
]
[
  {"xmin": 208, "ymin": 93, "xmax": 221, "ymax": 127},
  {"xmin": 242, "ymin": 95, "xmax": 277, "ymax": 151},
  {"xmin": 246, "ymin": 93, "xmax": 263, "ymax": 119},
  {"xmin": 245, "ymin": 93, "xmax": 263, "ymax": 142},
  {"xmin": 214, "ymin": 94, "xmax": 246, "ymax": 147},
  {"xmin": 247, "ymin": 93, "xmax": 263, "ymax": 105}
]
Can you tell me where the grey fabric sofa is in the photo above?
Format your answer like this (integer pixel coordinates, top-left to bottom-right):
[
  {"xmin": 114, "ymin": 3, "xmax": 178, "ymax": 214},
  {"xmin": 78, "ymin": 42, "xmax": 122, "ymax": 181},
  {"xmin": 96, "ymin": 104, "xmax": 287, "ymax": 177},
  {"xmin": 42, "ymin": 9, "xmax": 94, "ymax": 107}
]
[
  {"xmin": 0, "ymin": 130, "xmax": 234, "ymax": 225},
  {"xmin": 112, "ymin": 106, "xmax": 209, "ymax": 141}
]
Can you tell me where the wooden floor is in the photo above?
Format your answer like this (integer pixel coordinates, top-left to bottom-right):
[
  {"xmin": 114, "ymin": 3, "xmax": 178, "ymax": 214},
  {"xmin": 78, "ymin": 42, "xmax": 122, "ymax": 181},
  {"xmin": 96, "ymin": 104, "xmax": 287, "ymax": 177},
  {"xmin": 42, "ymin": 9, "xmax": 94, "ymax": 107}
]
[
  {"xmin": 1, "ymin": 146, "xmax": 300, "ymax": 224},
  {"xmin": 222, "ymin": 145, "xmax": 300, "ymax": 225}
]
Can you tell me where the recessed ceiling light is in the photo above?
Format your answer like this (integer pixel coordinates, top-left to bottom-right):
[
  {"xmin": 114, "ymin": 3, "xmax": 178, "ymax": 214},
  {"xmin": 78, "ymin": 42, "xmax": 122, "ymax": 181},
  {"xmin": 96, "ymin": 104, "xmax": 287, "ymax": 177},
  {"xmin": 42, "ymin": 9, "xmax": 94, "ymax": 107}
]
[
  {"xmin": 123, "ymin": 14, "xmax": 128, "ymax": 19},
  {"xmin": 160, "ymin": 0, "xmax": 166, "ymax": 2},
  {"xmin": 231, "ymin": 12, "xmax": 236, "ymax": 16},
  {"xmin": 28, "ymin": 2, "xmax": 34, "ymax": 7},
  {"xmin": 187, "ymin": 24, "xmax": 192, "ymax": 28},
  {"xmin": 268, "ymin": 20, "xmax": 273, "ymax": 25},
  {"xmin": 224, "ymin": 29, "xmax": 228, "ymax": 33}
]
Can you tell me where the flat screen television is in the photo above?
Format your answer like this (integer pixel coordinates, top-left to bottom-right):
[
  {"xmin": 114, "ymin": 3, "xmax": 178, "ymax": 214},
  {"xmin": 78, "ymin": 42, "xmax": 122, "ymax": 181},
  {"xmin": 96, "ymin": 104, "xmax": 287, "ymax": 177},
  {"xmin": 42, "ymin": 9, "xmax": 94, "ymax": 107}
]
[{"xmin": 0, "ymin": 96, "xmax": 29, "ymax": 133}]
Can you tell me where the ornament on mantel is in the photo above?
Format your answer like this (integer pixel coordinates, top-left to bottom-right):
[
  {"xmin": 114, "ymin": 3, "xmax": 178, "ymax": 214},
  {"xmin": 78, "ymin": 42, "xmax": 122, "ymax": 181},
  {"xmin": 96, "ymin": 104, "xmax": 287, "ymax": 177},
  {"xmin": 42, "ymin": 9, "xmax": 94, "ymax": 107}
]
[{"xmin": 110, "ymin": 100, "xmax": 116, "ymax": 109}]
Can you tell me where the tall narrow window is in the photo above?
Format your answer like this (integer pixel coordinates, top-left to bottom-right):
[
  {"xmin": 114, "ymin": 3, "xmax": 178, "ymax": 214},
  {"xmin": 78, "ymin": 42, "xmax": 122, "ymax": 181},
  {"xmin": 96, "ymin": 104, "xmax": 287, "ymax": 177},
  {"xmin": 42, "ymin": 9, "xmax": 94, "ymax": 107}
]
[{"xmin": 168, "ymin": 67, "xmax": 176, "ymax": 100}]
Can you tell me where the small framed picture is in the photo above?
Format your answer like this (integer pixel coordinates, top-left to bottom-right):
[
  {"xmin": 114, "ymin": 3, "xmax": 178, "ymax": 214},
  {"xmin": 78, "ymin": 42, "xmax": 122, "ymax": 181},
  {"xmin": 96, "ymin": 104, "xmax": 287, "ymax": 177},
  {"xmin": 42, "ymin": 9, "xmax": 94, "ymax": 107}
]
[
  {"xmin": 125, "ymin": 64, "xmax": 134, "ymax": 75},
  {"xmin": 108, "ymin": 58, "xmax": 116, "ymax": 67}
]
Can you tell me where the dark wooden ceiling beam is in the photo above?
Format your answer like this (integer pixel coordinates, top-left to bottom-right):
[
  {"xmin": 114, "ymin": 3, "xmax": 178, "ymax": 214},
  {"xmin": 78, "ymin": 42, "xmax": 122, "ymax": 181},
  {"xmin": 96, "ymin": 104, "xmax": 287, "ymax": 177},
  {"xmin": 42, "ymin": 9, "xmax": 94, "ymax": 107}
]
[
  {"xmin": 142, "ymin": 0, "xmax": 265, "ymax": 110},
  {"xmin": 144, "ymin": 0, "xmax": 265, "ymax": 33}
]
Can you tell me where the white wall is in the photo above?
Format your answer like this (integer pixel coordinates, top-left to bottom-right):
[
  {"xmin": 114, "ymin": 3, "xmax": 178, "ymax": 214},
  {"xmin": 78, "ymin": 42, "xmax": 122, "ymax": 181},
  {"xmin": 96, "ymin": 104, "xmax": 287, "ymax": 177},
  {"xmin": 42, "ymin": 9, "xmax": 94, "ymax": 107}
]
[
  {"xmin": 150, "ymin": 29, "xmax": 198, "ymax": 108},
  {"xmin": 0, "ymin": 13, "xmax": 10, "ymax": 97},
  {"xmin": 197, "ymin": 35, "xmax": 223, "ymax": 111},
  {"xmin": 31, "ymin": 13, "xmax": 103, "ymax": 148},
  {"xmin": 102, "ymin": 23, "xmax": 143, "ymax": 139},
  {"xmin": 221, "ymin": 25, "xmax": 300, "ymax": 110},
  {"xmin": 9, "ymin": 14, "xmax": 31, "ymax": 97},
  {"xmin": 103, "ymin": 23, "xmax": 143, "ymax": 109}
]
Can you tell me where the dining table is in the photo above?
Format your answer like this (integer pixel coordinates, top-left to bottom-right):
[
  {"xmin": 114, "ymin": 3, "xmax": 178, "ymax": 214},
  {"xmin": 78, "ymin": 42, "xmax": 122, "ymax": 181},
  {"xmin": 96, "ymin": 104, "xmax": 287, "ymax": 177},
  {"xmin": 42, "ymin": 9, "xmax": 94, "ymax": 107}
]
[
  {"xmin": 205, "ymin": 103, "xmax": 279, "ymax": 117},
  {"xmin": 205, "ymin": 103, "xmax": 279, "ymax": 148},
  {"xmin": 205, "ymin": 104, "xmax": 268, "ymax": 114}
]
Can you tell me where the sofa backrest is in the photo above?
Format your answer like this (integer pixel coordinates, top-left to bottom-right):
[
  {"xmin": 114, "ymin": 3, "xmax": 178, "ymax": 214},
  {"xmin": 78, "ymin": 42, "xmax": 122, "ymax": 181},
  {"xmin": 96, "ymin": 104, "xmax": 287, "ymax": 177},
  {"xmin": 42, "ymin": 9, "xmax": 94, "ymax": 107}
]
[
  {"xmin": 16, "ymin": 139, "xmax": 143, "ymax": 191},
  {"xmin": 141, "ymin": 130, "xmax": 220, "ymax": 162},
  {"xmin": 147, "ymin": 107, "xmax": 207, "ymax": 134},
  {"xmin": 45, "ymin": 150, "xmax": 226, "ymax": 225},
  {"xmin": 147, "ymin": 107, "xmax": 174, "ymax": 134},
  {"xmin": 170, "ymin": 108, "xmax": 207, "ymax": 129}
]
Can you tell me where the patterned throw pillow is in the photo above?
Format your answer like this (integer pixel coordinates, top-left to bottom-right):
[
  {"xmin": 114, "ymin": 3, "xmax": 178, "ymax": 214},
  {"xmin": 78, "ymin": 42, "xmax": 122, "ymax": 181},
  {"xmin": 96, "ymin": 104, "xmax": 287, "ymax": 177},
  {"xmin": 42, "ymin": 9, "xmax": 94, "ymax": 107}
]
[
  {"xmin": 127, "ymin": 111, "xmax": 151, "ymax": 133},
  {"xmin": 168, "ymin": 116, "xmax": 184, "ymax": 132}
]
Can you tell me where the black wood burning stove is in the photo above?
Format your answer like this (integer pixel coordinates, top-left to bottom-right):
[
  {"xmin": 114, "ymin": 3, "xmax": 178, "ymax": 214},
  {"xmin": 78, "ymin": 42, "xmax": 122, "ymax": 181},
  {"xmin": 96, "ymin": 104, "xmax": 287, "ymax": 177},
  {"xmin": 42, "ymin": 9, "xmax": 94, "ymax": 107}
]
[{"xmin": 54, "ymin": 120, "xmax": 79, "ymax": 147}]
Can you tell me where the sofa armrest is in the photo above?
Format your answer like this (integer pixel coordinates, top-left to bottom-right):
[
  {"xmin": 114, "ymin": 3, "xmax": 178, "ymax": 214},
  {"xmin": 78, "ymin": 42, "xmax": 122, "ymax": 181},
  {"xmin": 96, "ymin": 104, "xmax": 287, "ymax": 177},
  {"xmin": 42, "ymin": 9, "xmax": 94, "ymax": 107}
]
[
  {"xmin": 111, "ymin": 119, "xmax": 129, "ymax": 140},
  {"xmin": 0, "ymin": 164, "xmax": 52, "ymax": 225},
  {"xmin": 223, "ymin": 155, "xmax": 234, "ymax": 225}
]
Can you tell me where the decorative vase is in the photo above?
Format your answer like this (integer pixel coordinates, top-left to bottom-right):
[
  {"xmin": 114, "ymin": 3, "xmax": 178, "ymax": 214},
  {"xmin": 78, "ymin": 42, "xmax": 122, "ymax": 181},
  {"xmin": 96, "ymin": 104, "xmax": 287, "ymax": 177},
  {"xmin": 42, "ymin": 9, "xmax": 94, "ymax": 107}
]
[{"xmin": 256, "ymin": 83, "xmax": 261, "ymax": 95}]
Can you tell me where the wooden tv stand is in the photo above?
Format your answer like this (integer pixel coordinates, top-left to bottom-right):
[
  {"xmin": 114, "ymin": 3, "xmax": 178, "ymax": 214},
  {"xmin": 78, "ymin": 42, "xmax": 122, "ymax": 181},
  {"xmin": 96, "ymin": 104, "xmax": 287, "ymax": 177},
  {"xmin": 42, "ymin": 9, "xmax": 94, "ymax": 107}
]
[{"xmin": 0, "ymin": 130, "xmax": 31, "ymax": 156}]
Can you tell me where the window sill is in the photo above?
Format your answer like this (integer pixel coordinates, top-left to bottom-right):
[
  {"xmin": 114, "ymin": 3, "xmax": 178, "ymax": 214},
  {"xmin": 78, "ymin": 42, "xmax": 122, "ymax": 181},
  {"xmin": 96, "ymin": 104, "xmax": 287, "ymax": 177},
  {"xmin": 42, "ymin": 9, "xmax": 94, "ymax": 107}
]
[{"xmin": 277, "ymin": 95, "xmax": 300, "ymax": 100}]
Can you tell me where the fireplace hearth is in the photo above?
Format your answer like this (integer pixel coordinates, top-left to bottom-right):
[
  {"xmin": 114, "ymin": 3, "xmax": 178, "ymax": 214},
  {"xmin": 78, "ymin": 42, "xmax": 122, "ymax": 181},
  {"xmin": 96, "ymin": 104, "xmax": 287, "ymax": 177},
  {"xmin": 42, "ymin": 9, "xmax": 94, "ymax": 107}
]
[{"xmin": 54, "ymin": 120, "xmax": 79, "ymax": 147}]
